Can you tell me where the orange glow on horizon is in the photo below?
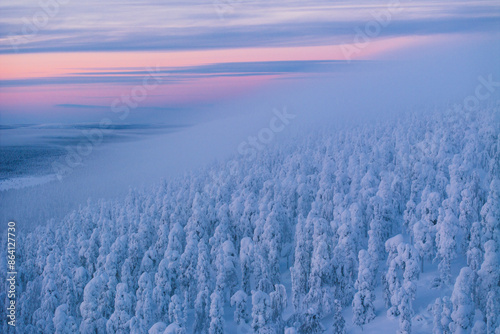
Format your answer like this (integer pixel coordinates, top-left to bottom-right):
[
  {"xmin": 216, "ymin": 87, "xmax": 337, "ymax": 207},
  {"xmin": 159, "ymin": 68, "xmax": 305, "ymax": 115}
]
[
  {"xmin": 0, "ymin": 35, "xmax": 441, "ymax": 115},
  {"xmin": 0, "ymin": 36, "xmax": 436, "ymax": 80}
]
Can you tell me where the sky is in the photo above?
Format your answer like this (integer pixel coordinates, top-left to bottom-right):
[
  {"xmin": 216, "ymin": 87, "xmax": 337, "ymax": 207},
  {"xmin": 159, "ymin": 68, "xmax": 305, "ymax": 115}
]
[{"xmin": 0, "ymin": 0, "xmax": 499, "ymax": 124}]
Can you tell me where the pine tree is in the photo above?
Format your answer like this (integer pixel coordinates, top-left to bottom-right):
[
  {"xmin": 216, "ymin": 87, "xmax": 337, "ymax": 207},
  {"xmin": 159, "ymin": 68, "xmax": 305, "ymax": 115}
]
[
  {"xmin": 263, "ymin": 201, "xmax": 285, "ymax": 284},
  {"xmin": 251, "ymin": 290, "xmax": 272, "ymax": 334},
  {"xmin": 291, "ymin": 214, "xmax": 312, "ymax": 312},
  {"xmin": 352, "ymin": 288, "xmax": 375, "ymax": 330},
  {"xmin": 441, "ymin": 297, "xmax": 453, "ymax": 334},
  {"xmin": 79, "ymin": 274, "xmax": 107, "ymax": 334},
  {"xmin": 404, "ymin": 198, "xmax": 418, "ymax": 237},
  {"xmin": 168, "ymin": 293, "xmax": 186, "ymax": 329},
  {"xmin": 331, "ymin": 299, "xmax": 346, "ymax": 334},
  {"xmin": 333, "ymin": 219, "xmax": 358, "ymax": 305},
  {"xmin": 450, "ymin": 267, "xmax": 475, "ymax": 332},
  {"xmin": 231, "ymin": 290, "xmax": 248, "ymax": 325},
  {"xmin": 486, "ymin": 287, "xmax": 500, "ymax": 334},
  {"xmin": 209, "ymin": 290, "xmax": 225, "ymax": 334},
  {"xmin": 130, "ymin": 273, "xmax": 157, "ymax": 334},
  {"xmin": 106, "ymin": 283, "xmax": 134, "ymax": 334},
  {"xmin": 367, "ymin": 196, "xmax": 387, "ymax": 269},
  {"xmin": 194, "ymin": 287, "xmax": 210, "ymax": 334},
  {"xmin": 480, "ymin": 178, "xmax": 500, "ymax": 244},
  {"xmin": 412, "ymin": 219, "xmax": 435, "ymax": 273},
  {"xmin": 165, "ymin": 223, "xmax": 185, "ymax": 294},
  {"xmin": 398, "ymin": 291, "xmax": 413, "ymax": 334},
  {"xmin": 352, "ymin": 250, "xmax": 376, "ymax": 329},
  {"xmin": 458, "ymin": 188, "xmax": 478, "ymax": 251},
  {"xmin": 240, "ymin": 237, "xmax": 254, "ymax": 295},
  {"xmin": 305, "ymin": 203, "xmax": 334, "ymax": 316},
  {"xmin": 477, "ymin": 240, "xmax": 500, "ymax": 312},
  {"xmin": 432, "ymin": 298, "xmax": 444, "ymax": 334},
  {"xmin": 33, "ymin": 253, "xmax": 60, "ymax": 333},
  {"xmin": 214, "ymin": 240, "xmax": 238, "ymax": 301},
  {"xmin": 467, "ymin": 222, "xmax": 483, "ymax": 272},
  {"xmin": 148, "ymin": 322, "xmax": 167, "ymax": 334},
  {"xmin": 53, "ymin": 304, "xmax": 78, "ymax": 334},
  {"xmin": 436, "ymin": 201, "xmax": 458, "ymax": 285},
  {"xmin": 400, "ymin": 244, "xmax": 420, "ymax": 299},
  {"xmin": 386, "ymin": 260, "xmax": 401, "ymax": 318},
  {"xmin": 299, "ymin": 309, "xmax": 325, "ymax": 334},
  {"xmin": 471, "ymin": 320, "xmax": 486, "ymax": 334},
  {"xmin": 179, "ymin": 232, "xmax": 199, "ymax": 307},
  {"xmin": 350, "ymin": 202, "xmax": 366, "ymax": 241},
  {"xmin": 153, "ymin": 255, "xmax": 172, "ymax": 323},
  {"xmin": 270, "ymin": 284, "xmax": 287, "ymax": 333}
]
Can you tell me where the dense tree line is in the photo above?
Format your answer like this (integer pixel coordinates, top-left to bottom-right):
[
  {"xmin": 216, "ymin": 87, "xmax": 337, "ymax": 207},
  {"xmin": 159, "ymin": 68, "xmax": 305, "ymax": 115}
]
[{"xmin": 1, "ymin": 107, "xmax": 499, "ymax": 333}]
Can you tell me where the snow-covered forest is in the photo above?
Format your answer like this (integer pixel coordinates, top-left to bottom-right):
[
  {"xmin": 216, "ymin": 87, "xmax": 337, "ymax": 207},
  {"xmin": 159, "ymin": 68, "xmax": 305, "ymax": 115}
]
[{"xmin": 2, "ymin": 107, "xmax": 499, "ymax": 334}]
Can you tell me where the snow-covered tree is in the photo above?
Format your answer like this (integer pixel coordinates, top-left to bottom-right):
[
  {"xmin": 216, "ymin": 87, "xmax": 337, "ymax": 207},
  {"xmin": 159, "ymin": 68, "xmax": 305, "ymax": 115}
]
[
  {"xmin": 153, "ymin": 255, "xmax": 171, "ymax": 323},
  {"xmin": 458, "ymin": 189, "xmax": 478, "ymax": 251},
  {"xmin": 398, "ymin": 291, "xmax": 413, "ymax": 334},
  {"xmin": 471, "ymin": 320, "xmax": 486, "ymax": 334},
  {"xmin": 270, "ymin": 284, "xmax": 287, "ymax": 333},
  {"xmin": 231, "ymin": 290, "xmax": 248, "ymax": 325},
  {"xmin": 193, "ymin": 239, "xmax": 212, "ymax": 333},
  {"xmin": 352, "ymin": 250, "xmax": 376, "ymax": 329},
  {"xmin": 386, "ymin": 260, "xmax": 401, "ymax": 319},
  {"xmin": 432, "ymin": 298, "xmax": 444, "ymax": 334},
  {"xmin": 304, "ymin": 203, "xmax": 334, "ymax": 317},
  {"xmin": 263, "ymin": 200, "xmax": 286, "ymax": 284},
  {"xmin": 441, "ymin": 297, "xmax": 453, "ymax": 334},
  {"xmin": 193, "ymin": 287, "xmax": 210, "ymax": 334},
  {"xmin": 367, "ymin": 196, "xmax": 387, "ymax": 268},
  {"xmin": 412, "ymin": 219, "xmax": 435, "ymax": 273},
  {"xmin": 450, "ymin": 267, "xmax": 475, "ymax": 333},
  {"xmin": 251, "ymin": 290, "xmax": 272, "ymax": 334},
  {"xmin": 130, "ymin": 273, "xmax": 157, "ymax": 334},
  {"xmin": 240, "ymin": 237, "xmax": 254, "ymax": 295},
  {"xmin": 54, "ymin": 304, "xmax": 78, "ymax": 334},
  {"xmin": 435, "ymin": 201, "xmax": 459, "ymax": 285},
  {"xmin": 467, "ymin": 222, "xmax": 483, "ymax": 272},
  {"xmin": 477, "ymin": 240, "xmax": 500, "ymax": 312},
  {"xmin": 107, "ymin": 283, "xmax": 134, "ymax": 334},
  {"xmin": 33, "ymin": 253, "xmax": 60, "ymax": 333},
  {"xmin": 79, "ymin": 273, "xmax": 108, "ymax": 334},
  {"xmin": 298, "ymin": 309, "xmax": 324, "ymax": 334},
  {"xmin": 209, "ymin": 290, "xmax": 225, "ymax": 334},
  {"xmin": 8, "ymin": 106, "xmax": 500, "ymax": 334},
  {"xmin": 404, "ymin": 198, "xmax": 418, "ymax": 237},
  {"xmin": 331, "ymin": 299, "xmax": 346, "ymax": 334},
  {"xmin": 352, "ymin": 287, "xmax": 375, "ymax": 330},
  {"xmin": 291, "ymin": 215, "xmax": 312, "ymax": 312},
  {"xmin": 168, "ymin": 294, "xmax": 186, "ymax": 329},
  {"xmin": 385, "ymin": 238, "xmax": 419, "ymax": 323},
  {"xmin": 480, "ymin": 178, "xmax": 500, "ymax": 244},
  {"xmin": 165, "ymin": 223, "xmax": 185, "ymax": 294},
  {"xmin": 486, "ymin": 287, "xmax": 500, "ymax": 334},
  {"xmin": 148, "ymin": 322, "xmax": 167, "ymax": 334},
  {"xmin": 214, "ymin": 240, "xmax": 238, "ymax": 301},
  {"xmin": 333, "ymin": 218, "xmax": 358, "ymax": 305}
]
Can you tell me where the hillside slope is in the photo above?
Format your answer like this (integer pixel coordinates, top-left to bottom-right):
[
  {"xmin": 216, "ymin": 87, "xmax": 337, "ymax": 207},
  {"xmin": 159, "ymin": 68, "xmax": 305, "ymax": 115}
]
[{"xmin": 2, "ymin": 107, "xmax": 499, "ymax": 334}]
